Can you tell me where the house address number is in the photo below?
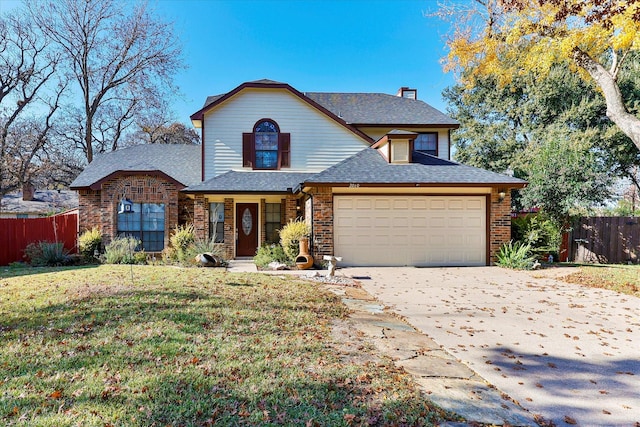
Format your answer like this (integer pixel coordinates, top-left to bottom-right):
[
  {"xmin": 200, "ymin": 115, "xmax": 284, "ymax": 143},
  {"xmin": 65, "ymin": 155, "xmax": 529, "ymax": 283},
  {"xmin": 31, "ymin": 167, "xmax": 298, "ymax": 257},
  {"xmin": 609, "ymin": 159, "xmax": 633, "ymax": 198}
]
[{"xmin": 348, "ymin": 183, "xmax": 360, "ymax": 188}]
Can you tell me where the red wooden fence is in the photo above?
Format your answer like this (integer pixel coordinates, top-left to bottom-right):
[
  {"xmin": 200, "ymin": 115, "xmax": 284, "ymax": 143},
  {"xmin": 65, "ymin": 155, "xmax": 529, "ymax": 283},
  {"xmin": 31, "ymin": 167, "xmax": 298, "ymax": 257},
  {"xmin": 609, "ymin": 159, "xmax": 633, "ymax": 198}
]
[{"xmin": 0, "ymin": 212, "xmax": 78, "ymax": 265}]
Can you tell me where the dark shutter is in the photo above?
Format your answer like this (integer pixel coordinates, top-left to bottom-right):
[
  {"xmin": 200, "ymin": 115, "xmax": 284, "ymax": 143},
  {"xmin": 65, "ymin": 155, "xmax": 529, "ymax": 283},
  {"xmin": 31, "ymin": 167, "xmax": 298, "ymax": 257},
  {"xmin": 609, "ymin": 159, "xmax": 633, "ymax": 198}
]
[
  {"xmin": 242, "ymin": 133, "xmax": 253, "ymax": 168},
  {"xmin": 279, "ymin": 133, "xmax": 291, "ymax": 168}
]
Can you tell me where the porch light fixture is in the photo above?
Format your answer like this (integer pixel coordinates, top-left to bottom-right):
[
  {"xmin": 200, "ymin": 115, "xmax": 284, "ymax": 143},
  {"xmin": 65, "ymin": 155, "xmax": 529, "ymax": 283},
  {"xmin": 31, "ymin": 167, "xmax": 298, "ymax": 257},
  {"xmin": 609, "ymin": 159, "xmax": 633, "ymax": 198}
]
[
  {"xmin": 118, "ymin": 198, "xmax": 133, "ymax": 214},
  {"xmin": 498, "ymin": 190, "xmax": 507, "ymax": 202}
]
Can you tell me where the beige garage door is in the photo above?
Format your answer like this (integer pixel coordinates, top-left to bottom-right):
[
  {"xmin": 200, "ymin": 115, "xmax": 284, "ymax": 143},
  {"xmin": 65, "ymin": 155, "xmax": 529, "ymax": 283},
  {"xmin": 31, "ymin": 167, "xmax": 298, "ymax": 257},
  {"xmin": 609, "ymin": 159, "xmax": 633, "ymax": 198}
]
[{"xmin": 334, "ymin": 196, "xmax": 486, "ymax": 266}]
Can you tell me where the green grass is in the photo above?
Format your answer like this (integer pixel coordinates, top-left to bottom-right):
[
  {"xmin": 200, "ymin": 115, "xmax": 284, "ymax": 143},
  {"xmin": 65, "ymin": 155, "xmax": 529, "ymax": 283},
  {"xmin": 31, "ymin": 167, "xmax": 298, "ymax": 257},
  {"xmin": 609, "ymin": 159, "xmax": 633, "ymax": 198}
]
[
  {"xmin": 563, "ymin": 264, "xmax": 640, "ymax": 297},
  {"xmin": 0, "ymin": 265, "xmax": 450, "ymax": 426}
]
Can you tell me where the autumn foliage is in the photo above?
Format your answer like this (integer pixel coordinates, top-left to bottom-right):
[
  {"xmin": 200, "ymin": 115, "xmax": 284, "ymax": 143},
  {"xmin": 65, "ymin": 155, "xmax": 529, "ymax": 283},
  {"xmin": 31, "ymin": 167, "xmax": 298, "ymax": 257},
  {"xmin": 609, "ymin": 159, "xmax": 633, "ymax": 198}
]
[{"xmin": 440, "ymin": 0, "xmax": 640, "ymax": 148}]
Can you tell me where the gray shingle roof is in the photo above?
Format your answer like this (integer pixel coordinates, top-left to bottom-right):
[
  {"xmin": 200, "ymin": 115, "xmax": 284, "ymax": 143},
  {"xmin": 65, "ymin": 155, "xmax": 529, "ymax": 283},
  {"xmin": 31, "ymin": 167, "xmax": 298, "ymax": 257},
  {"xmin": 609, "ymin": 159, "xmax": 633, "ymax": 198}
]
[
  {"xmin": 69, "ymin": 144, "xmax": 202, "ymax": 189},
  {"xmin": 202, "ymin": 80, "xmax": 286, "ymax": 108},
  {"xmin": 184, "ymin": 171, "xmax": 315, "ymax": 193},
  {"xmin": 305, "ymin": 92, "xmax": 459, "ymax": 126},
  {"xmin": 197, "ymin": 81, "xmax": 458, "ymax": 127},
  {"xmin": 305, "ymin": 148, "xmax": 526, "ymax": 186}
]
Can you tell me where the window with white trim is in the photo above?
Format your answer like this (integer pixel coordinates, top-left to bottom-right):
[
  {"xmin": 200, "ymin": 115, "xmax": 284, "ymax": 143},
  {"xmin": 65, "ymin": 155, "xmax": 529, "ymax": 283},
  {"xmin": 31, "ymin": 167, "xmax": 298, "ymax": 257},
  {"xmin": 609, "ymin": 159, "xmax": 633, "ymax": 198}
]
[
  {"xmin": 265, "ymin": 203, "xmax": 281, "ymax": 244},
  {"xmin": 209, "ymin": 202, "xmax": 224, "ymax": 243}
]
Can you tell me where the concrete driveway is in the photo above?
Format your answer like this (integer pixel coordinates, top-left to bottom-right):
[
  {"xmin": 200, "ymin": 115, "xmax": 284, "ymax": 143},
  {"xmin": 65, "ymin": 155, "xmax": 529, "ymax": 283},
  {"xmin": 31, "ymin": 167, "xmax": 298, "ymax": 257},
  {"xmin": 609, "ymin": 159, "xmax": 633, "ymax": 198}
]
[{"xmin": 339, "ymin": 266, "xmax": 640, "ymax": 427}]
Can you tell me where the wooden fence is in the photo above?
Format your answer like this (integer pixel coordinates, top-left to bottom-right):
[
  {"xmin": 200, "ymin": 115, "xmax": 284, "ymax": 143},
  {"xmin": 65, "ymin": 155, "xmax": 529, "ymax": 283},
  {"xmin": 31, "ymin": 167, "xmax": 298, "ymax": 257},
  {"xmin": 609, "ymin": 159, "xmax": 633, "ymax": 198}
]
[
  {"xmin": 569, "ymin": 216, "xmax": 640, "ymax": 264},
  {"xmin": 0, "ymin": 212, "xmax": 78, "ymax": 265}
]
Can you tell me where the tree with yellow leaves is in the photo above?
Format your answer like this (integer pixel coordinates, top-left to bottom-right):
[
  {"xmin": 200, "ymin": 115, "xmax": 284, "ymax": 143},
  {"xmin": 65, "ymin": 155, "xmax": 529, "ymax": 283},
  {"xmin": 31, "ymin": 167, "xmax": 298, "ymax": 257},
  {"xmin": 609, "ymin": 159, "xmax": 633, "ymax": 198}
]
[{"xmin": 440, "ymin": 0, "xmax": 640, "ymax": 149}]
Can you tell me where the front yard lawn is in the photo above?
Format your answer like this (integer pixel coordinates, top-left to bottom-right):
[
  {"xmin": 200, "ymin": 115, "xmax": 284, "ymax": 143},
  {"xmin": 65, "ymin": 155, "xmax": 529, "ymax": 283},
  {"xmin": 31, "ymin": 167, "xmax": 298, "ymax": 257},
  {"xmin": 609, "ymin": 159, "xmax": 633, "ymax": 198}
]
[
  {"xmin": 563, "ymin": 264, "xmax": 640, "ymax": 297},
  {"xmin": 0, "ymin": 265, "xmax": 450, "ymax": 426}
]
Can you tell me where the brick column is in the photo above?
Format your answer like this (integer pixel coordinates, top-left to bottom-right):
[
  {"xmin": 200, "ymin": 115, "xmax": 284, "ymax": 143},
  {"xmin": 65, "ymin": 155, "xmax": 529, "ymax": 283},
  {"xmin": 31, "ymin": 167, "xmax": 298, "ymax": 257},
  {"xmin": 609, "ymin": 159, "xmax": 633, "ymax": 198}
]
[
  {"xmin": 260, "ymin": 198, "xmax": 266, "ymax": 247},
  {"xmin": 77, "ymin": 189, "xmax": 101, "ymax": 234},
  {"xmin": 489, "ymin": 188, "xmax": 512, "ymax": 264},
  {"xmin": 178, "ymin": 193, "xmax": 194, "ymax": 225},
  {"xmin": 311, "ymin": 186, "xmax": 333, "ymax": 260},
  {"xmin": 223, "ymin": 198, "xmax": 234, "ymax": 259},
  {"xmin": 193, "ymin": 194, "xmax": 208, "ymax": 241},
  {"xmin": 284, "ymin": 194, "xmax": 298, "ymax": 224}
]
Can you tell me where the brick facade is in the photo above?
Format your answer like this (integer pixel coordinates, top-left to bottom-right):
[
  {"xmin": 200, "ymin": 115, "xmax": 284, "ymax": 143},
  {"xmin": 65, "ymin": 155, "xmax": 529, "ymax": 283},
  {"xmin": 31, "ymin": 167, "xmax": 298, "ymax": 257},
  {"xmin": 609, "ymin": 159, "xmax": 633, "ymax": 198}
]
[
  {"xmin": 309, "ymin": 186, "xmax": 333, "ymax": 260},
  {"xmin": 78, "ymin": 178, "xmax": 515, "ymax": 264},
  {"xmin": 222, "ymin": 198, "xmax": 234, "ymax": 259},
  {"xmin": 193, "ymin": 194, "xmax": 209, "ymax": 241},
  {"xmin": 284, "ymin": 195, "xmax": 298, "ymax": 223},
  {"xmin": 77, "ymin": 174, "xmax": 180, "ymax": 250},
  {"xmin": 78, "ymin": 189, "xmax": 101, "ymax": 235},
  {"xmin": 489, "ymin": 188, "xmax": 512, "ymax": 265},
  {"xmin": 178, "ymin": 193, "xmax": 194, "ymax": 225}
]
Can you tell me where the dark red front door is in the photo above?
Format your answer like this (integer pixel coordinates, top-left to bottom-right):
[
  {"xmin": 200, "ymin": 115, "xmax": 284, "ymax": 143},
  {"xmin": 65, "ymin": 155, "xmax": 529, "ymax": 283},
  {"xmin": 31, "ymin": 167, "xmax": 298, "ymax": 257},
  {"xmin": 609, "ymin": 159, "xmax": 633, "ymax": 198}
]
[{"xmin": 236, "ymin": 203, "xmax": 258, "ymax": 257}]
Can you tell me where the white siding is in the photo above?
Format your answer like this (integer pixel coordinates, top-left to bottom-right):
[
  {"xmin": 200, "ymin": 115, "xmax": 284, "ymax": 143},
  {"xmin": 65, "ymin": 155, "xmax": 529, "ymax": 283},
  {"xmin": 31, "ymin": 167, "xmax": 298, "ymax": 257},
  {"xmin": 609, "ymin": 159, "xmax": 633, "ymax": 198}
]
[
  {"xmin": 437, "ymin": 130, "xmax": 450, "ymax": 160},
  {"xmin": 202, "ymin": 88, "xmax": 370, "ymax": 179}
]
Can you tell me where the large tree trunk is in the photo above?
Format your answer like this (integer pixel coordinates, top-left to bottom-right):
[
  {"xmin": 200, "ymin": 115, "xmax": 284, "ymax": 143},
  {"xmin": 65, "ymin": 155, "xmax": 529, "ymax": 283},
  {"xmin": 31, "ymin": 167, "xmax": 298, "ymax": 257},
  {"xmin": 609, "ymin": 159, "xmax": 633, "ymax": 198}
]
[{"xmin": 573, "ymin": 48, "xmax": 640, "ymax": 149}]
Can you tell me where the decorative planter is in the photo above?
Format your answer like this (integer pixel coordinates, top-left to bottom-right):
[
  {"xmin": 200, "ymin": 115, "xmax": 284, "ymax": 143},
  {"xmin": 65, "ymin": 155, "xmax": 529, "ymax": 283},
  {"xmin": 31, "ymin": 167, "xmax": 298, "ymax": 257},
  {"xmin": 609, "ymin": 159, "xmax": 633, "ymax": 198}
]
[{"xmin": 295, "ymin": 237, "xmax": 314, "ymax": 269}]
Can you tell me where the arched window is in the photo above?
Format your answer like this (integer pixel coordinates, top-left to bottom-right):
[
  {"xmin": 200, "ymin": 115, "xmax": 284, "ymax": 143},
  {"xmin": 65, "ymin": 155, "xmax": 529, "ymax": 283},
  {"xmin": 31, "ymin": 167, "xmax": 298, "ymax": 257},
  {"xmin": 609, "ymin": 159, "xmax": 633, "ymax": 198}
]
[
  {"xmin": 254, "ymin": 120, "xmax": 279, "ymax": 169},
  {"xmin": 242, "ymin": 119, "xmax": 290, "ymax": 170}
]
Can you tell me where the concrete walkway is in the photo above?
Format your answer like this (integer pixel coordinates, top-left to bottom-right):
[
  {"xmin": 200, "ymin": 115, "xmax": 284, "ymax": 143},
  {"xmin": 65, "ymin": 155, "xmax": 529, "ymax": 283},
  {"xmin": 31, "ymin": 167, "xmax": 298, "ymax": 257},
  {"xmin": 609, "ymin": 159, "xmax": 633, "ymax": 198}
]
[
  {"xmin": 338, "ymin": 266, "xmax": 640, "ymax": 427},
  {"xmin": 326, "ymin": 284, "xmax": 537, "ymax": 426}
]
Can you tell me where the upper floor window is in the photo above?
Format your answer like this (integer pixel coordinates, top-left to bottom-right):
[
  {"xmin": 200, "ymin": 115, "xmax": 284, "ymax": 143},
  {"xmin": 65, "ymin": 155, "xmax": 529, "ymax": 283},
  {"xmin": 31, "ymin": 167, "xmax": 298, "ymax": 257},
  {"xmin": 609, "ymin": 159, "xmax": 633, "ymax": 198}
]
[
  {"xmin": 414, "ymin": 133, "xmax": 437, "ymax": 156},
  {"xmin": 243, "ymin": 119, "xmax": 290, "ymax": 170},
  {"xmin": 255, "ymin": 120, "xmax": 279, "ymax": 169}
]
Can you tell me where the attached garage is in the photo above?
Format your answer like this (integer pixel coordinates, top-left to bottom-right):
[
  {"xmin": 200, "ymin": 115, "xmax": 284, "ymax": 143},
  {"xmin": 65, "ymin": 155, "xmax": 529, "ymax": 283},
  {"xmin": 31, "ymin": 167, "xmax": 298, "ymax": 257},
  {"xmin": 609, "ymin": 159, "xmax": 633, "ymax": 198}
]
[{"xmin": 334, "ymin": 195, "xmax": 487, "ymax": 266}]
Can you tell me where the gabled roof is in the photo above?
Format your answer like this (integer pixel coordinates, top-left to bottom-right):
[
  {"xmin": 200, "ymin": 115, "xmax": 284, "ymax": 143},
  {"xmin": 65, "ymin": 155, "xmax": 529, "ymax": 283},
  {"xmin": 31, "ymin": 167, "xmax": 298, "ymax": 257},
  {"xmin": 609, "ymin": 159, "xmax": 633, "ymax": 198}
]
[
  {"xmin": 305, "ymin": 92, "xmax": 459, "ymax": 127},
  {"xmin": 304, "ymin": 148, "xmax": 526, "ymax": 187},
  {"xmin": 69, "ymin": 144, "xmax": 202, "ymax": 190},
  {"xmin": 191, "ymin": 79, "xmax": 461, "ymax": 143},
  {"xmin": 190, "ymin": 79, "xmax": 373, "ymax": 143},
  {"xmin": 183, "ymin": 171, "xmax": 315, "ymax": 194}
]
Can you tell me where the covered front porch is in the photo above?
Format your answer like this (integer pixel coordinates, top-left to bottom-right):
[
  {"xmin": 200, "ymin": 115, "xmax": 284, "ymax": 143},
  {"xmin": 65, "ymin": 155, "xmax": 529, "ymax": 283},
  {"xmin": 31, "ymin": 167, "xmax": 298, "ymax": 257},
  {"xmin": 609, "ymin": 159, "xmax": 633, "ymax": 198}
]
[{"xmin": 182, "ymin": 171, "xmax": 325, "ymax": 260}]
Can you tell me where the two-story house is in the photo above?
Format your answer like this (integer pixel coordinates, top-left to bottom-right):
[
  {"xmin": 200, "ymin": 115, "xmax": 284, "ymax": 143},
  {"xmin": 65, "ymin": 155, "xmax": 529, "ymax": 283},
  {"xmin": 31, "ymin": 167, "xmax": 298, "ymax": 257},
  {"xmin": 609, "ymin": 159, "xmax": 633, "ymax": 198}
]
[{"xmin": 71, "ymin": 79, "xmax": 525, "ymax": 266}]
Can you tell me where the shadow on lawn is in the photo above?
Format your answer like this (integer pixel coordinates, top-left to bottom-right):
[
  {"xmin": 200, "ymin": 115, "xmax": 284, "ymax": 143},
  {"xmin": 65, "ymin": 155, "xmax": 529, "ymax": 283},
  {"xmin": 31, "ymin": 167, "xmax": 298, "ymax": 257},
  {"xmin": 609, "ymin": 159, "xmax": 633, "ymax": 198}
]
[{"xmin": 0, "ymin": 282, "xmax": 454, "ymax": 426}]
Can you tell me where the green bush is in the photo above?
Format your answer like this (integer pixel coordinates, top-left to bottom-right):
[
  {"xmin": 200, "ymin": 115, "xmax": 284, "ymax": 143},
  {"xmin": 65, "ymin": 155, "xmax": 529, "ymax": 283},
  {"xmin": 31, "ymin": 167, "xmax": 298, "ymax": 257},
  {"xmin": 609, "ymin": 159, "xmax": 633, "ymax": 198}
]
[
  {"xmin": 163, "ymin": 229, "xmax": 227, "ymax": 267},
  {"xmin": 512, "ymin": 213, "xmax": 561, "ymax": 258},
  {"xmin": 104, "ymin": 236, "xmax": 145, "ymax": 264},
  {"xmin": 78, "ymin": 227, "xmax": 102, "ymax": 261},
  {"xmin": 169, "ymin": 224, "xmax": 195, "ymax": 262},
  {"xmin": 254, "ymin": 244, "xmax": 289, "ymax": 268},
  {"xmin": 496, "ymin": 241, "xmax": 536, "ymax": 270},
  {"xmin": 188, "ymin": 236, "xmax": 226, "ymax": 259},
  {"xmin": 279, "ymin": 218, "xmax": 310, "ymax": 262},
  {"xmin": 24, "ymin": 241, "xmax": 71, "ymax": 266}
]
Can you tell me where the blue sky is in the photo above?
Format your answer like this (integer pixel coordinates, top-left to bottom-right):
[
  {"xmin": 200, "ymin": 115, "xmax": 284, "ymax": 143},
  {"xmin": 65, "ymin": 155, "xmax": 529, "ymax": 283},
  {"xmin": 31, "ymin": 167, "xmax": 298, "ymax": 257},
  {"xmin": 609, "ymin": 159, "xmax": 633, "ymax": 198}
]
[
  {"xmin": 155, "ymin": 0, "xmax": 456, "ymax": 124},
  {"xmin": 2, "ymin": 0, "xmax": 457, "ymax": 126}
]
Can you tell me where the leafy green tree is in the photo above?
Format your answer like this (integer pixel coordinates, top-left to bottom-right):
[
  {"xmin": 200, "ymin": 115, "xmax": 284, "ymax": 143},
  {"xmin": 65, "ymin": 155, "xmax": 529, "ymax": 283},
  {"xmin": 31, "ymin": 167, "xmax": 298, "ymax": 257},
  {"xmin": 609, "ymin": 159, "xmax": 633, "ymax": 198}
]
[
  {"xmin": 444, "ymin": 61, "xmax": 640, "ymax": 216},
  {"xmin": 520, "ymin": 135, "xmax": 611, "ymax": 224}
]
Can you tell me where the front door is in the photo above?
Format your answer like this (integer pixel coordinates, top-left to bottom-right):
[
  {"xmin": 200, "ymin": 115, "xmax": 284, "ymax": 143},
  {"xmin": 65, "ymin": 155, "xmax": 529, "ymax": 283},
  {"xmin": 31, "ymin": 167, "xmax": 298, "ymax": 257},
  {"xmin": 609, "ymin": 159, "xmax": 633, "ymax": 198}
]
[{"xmin": 236, "ymin": 203, "xmax": 258, "ymax": 257}]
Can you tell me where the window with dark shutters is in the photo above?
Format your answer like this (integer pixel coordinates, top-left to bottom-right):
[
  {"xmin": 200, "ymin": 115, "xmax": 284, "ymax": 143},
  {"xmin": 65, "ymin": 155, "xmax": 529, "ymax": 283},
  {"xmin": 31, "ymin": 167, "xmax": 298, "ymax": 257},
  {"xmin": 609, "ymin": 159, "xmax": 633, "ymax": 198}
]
[
  {"xmin": 243, "ymin": 119, "xmax": 290, "ymax": 170},
  {"xmin": 279, "ymin": 133, "xmax": 291, "ymax": 168}
]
